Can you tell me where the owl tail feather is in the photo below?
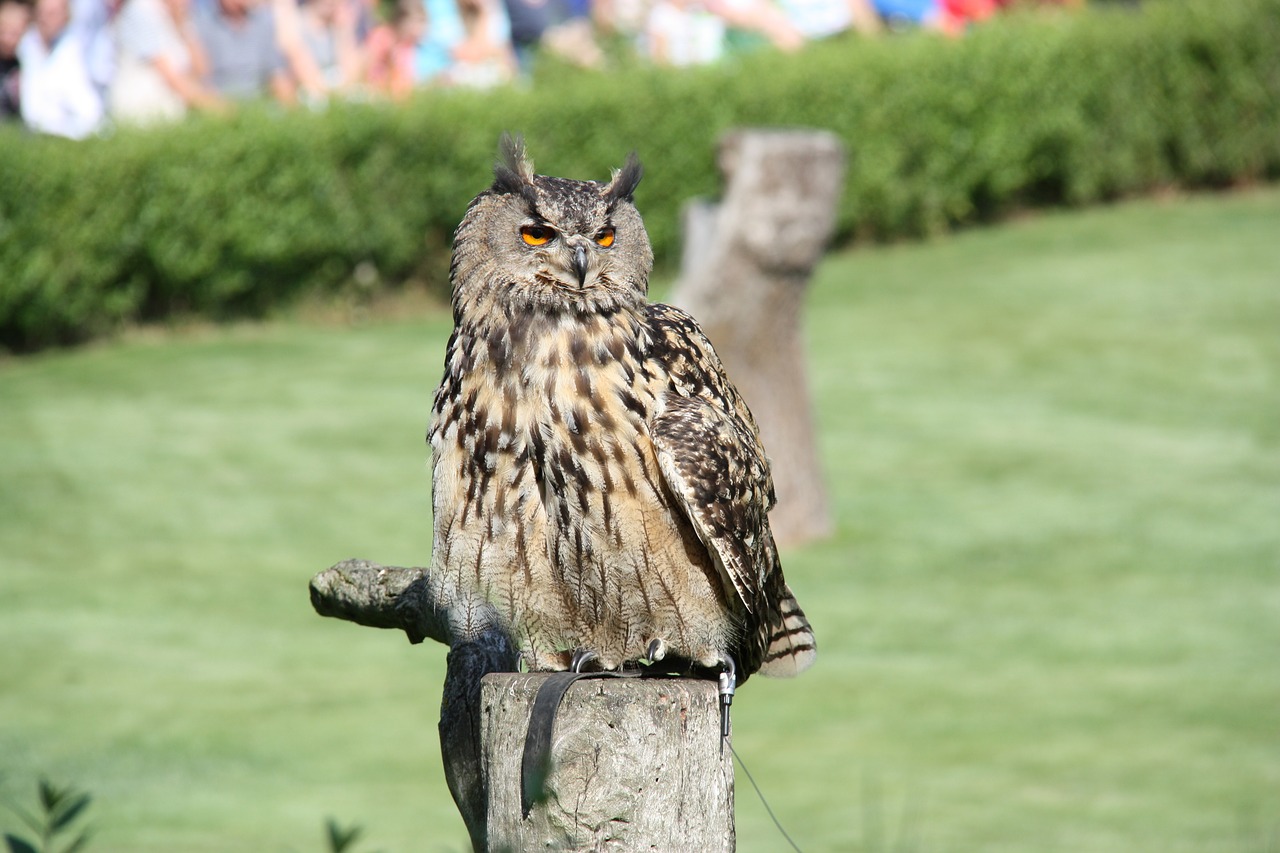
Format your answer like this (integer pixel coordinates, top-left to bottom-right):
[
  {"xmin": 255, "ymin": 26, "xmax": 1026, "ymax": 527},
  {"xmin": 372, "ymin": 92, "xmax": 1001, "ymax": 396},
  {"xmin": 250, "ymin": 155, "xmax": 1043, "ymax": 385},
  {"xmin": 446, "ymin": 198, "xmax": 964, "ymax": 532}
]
[{"xmin": 757, "ymin": 584, "xmax": 816, "ymax": 677}]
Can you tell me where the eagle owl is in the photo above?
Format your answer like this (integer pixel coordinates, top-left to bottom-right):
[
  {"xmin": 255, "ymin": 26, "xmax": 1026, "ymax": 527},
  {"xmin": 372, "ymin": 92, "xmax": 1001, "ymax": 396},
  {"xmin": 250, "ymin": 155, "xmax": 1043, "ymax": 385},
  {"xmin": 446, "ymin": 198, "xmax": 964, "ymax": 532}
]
[{"xmin": 427, "ymin": 136, "xmax": 815, "ymax": 687}]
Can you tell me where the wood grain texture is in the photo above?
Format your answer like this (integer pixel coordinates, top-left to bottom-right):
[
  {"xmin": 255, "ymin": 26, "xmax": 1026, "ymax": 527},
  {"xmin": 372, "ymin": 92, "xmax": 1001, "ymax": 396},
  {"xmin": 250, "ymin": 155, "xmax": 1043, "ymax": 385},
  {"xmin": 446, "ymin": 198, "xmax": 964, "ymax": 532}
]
[{"xmin": 482, "ymin": 673, "xmax": 734, "ymax": 853}]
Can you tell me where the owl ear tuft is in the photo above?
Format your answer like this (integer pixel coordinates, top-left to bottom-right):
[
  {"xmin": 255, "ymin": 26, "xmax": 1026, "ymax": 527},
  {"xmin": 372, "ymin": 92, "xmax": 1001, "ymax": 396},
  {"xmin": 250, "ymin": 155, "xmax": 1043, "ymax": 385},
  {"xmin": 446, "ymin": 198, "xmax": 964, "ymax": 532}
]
[
  {"xmin": 494, "ymin": 132, "xmax": 536, "ymax": 197},
  {"xmin": 604, "ymin": 152, "xmax": 643, "ymax": 205}
]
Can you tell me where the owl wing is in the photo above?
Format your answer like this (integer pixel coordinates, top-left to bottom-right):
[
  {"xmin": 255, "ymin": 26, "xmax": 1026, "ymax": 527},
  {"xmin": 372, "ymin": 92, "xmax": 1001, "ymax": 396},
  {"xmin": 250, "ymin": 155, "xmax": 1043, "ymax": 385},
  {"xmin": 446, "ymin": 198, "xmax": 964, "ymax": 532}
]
[{"xmin": 644, "ymin": 302, "xmax": 776, "ymax": 613}]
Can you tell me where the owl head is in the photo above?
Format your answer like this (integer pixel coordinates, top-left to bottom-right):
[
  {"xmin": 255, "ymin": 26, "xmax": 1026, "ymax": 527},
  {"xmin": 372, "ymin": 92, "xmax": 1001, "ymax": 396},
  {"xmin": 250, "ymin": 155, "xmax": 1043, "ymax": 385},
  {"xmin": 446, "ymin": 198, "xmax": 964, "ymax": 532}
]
[{"xmin": 450, "ymin": 135, "xmax": 654, "ymax": 321}]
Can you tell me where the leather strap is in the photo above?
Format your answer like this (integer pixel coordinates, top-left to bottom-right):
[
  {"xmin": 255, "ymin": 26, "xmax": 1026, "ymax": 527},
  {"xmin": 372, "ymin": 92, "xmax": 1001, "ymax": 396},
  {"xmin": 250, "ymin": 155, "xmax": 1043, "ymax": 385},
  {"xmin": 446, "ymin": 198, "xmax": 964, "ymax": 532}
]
[{"xmin": 520, "ymin": 670, "xmax": 639, "ymax": 818}]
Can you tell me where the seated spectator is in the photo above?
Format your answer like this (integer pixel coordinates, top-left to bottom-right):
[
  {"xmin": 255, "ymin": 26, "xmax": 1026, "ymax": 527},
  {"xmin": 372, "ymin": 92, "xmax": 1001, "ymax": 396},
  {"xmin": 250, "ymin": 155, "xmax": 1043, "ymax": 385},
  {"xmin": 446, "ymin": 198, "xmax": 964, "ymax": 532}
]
[
  {"xmin": 537, "ymin": 10, "xmax": 601, "ymax": 69},
  {"xmin": 451, "ymin": 0, "xmax": 516, "ymax": 85},
  {"xmin": 295, "ymin": 0, "xmax": 363, "ymax": 95},
  {"xmin": 708, "ymin": 0, "xmax": 803, "ymax": 53},
  {"xmin": 71, "ymin": 0, "xmax": 119, "ymax": 99},
  {"xmin": 18, "ymin": 0, "xmax": 105, "ymax": 137},
  {"xmin": 502, "ymin": 0, "xmax": 601, "ymax": 72},
  {"xmin": 194, "ymin": 0, "xmax": 295, "ymax": 103},
  {"xmin": 502, "ymin": 0, "xmax": 549, "ymax": 70},
  {"xmin": 606, "ymin": 0, "xmax": 799, "ymax": 62},
  {"xmin": 0, "ymin": 0, "xmax": 28, "ymax": 119},
  {"xmin": 274, "ymin": 0, "xmax": 363, "ymax": 103},
  {"xmin": 944, "ymin": 0, "xmax": 993, "ymax": 19},
  {"xmin": 414, "ymin": 0, "xmax": 515, "ymax": 88},
  {"xmin": 364, "ymin": 0, "xmax": 424, "ymax": 98},
  {"xmin": 777, "ymin": 0, "xmax": 879, "ymax": 40},
  {"xmin": 110, "ymin": 0, "xmax": 228, "ymax": 123},
  {"xmin": 591, "ymin": 0, "xmax": 651, "ymax": 41},
  {"xmin": 940, "ymin": 0, "xmax": 994, "ymax": 33},
  {"xmin": 871, "ymin": 0, "xmax": 953, "ymax": 32},
  {"xmin": 644, "ymin": 0, "xmax": 725, "ymax": 66}
]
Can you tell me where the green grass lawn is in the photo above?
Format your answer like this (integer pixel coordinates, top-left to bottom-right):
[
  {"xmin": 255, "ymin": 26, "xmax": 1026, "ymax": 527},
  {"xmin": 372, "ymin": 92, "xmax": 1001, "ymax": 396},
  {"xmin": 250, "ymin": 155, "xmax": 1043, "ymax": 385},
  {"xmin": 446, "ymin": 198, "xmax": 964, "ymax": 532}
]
[{"xmin": 2, "ymin": 188, "xmax": 1278, "ymax": 852}]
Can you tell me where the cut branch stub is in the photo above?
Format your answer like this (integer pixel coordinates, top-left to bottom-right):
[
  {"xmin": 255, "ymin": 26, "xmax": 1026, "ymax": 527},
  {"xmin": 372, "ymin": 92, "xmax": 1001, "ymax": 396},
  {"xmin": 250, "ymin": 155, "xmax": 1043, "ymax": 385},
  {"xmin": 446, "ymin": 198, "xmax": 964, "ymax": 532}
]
[
  {"xmin": 310, "ymin": 558, "xmax": 519, "ymax": 852},
  {"xmin": 309, "ymin": 558, "xmax": 451, "ymax": 645}
]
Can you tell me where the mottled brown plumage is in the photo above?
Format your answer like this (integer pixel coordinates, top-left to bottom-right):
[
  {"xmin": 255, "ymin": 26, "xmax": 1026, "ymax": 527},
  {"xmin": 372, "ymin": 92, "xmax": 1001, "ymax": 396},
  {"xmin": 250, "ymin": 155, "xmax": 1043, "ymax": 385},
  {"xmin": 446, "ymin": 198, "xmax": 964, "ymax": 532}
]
[{"xmin": 427, "ymin": 136, "xmax": 815, "ymax": 684}]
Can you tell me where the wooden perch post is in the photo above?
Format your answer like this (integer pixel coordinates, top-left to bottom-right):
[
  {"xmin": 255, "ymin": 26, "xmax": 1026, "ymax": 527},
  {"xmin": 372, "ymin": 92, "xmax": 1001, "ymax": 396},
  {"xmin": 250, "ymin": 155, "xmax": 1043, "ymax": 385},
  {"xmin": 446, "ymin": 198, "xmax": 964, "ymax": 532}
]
[
  {"xmin": 672, "ymin": 128, "xmax": 846, "ymax": 546},
  {"xmin": 310, "ymin": 559, "xmax": 735, "ymax": 853},
  {"xmin": 485, "ymin": 674, "xmax": 732, "ymax": 851}
]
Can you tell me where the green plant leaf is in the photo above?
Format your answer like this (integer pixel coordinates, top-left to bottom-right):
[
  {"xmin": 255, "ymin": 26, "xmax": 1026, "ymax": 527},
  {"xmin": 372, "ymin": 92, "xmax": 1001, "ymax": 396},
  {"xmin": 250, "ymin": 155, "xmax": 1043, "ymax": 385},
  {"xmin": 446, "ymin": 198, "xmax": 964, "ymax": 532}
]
[
  {"xmin": 49, "ymin": 794, "xmax": 90, "ymax": 833},
  {"xmin": 37, "ymin": 779, "xmax": 63, "ymax": 814},
  {"xmin": 59, "ymin": 829, "xmax": 92, "ymax": 853},
  {"xmin": 3, "ymin": 834, "xmax": 39, "ymax": 853},
  {"xmin": 325, "ymin": 818, "xmax": 361, "ymax": 853}
]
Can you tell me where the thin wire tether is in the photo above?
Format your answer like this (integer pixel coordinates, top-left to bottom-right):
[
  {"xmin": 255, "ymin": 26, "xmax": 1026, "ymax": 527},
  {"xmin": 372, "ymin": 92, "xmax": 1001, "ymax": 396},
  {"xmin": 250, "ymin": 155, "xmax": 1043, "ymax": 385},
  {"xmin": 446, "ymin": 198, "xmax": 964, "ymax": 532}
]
[{"xmin": 730, "ymin": 741, "xmax": 804, "ymax": 853}]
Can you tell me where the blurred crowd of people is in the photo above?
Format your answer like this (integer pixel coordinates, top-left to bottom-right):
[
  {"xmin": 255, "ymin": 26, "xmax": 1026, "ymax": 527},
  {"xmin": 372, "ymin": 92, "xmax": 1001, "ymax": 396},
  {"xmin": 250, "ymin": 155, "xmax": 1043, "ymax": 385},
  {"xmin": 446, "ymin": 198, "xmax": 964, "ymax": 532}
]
[{"xmin": 0, "ymin": 0, "xmax": 1080, "ymax": 138}]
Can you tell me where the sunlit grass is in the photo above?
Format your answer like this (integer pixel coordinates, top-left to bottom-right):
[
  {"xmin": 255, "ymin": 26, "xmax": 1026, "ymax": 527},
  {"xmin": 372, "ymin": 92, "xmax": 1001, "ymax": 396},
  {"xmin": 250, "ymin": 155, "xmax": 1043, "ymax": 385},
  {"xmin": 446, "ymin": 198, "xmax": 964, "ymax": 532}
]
[{"xmin": 2, "ymin": 188, "xmax": 1278, "ymax": 852}]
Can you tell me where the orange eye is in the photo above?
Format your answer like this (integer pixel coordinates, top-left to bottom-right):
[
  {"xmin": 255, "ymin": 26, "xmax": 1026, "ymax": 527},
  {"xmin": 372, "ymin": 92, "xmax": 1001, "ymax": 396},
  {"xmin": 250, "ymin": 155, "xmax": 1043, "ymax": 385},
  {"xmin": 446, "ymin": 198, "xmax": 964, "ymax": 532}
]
[
  {"xmin": 521, "ymin": 225, "xmax": 555, "ymax": 246},
  {"xmin": 595, "ymin": 227, "xmax": 615, "ymax": 248}
]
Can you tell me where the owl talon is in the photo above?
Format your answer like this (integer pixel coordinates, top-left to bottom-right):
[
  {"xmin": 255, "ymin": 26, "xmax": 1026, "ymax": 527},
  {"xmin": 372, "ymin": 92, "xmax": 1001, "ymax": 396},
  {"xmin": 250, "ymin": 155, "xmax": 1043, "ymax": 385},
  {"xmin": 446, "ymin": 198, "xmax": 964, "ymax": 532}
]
[
  {"xmin": 570, "ymin": 649, "xmax": 599, "ymax": 673},
  {"xmin": 645, "ymin": 639, "xmax": 667, "ymax": 664}
]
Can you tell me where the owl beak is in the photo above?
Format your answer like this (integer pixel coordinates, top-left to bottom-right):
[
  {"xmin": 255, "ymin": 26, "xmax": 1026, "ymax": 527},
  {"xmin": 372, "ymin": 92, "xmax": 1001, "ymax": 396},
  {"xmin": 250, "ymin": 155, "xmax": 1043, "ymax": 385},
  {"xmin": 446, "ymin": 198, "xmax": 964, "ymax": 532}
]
[{"xmin": 571, "ymin": 243, "xmax": 589, "ymax": 288}]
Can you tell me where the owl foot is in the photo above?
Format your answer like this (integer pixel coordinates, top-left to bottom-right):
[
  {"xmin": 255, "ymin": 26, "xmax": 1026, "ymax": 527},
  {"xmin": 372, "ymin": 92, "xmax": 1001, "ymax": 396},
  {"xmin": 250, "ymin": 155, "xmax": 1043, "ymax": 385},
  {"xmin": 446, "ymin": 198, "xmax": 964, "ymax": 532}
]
[
  {"xmin": 717, "ymin": 655, "xmax": 737, "ymax": 740},
  {"xmin": 645, "ymin": 638, "xmax": 668, "ymax": 664},
  {"xmin": 570, "ymin": 648, "xmax": 599, "ymax": 673}
]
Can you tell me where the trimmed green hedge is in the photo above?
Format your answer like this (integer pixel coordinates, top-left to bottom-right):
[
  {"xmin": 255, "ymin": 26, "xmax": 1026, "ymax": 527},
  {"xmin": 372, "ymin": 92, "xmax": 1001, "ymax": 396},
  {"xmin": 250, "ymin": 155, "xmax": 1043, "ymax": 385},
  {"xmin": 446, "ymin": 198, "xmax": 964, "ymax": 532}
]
[{"xmin": 2, "ymin": 0, "xmax": 1278, "ymax": 350}]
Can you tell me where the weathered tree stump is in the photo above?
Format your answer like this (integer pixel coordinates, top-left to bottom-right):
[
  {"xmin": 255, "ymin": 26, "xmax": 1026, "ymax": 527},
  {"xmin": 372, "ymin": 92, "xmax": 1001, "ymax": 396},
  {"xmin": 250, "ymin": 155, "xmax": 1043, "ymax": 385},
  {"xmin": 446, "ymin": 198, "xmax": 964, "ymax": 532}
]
[
  {"xmin": 484, "ymin": 674, "xmax": 733, "ymax": 852},
  {"xmin": 672, "ymin": 128, "xmax": 846, "ymax": 546},
  {"xmin": 310, "ymin": 560, "xmax": 734, "ymax": 853}
]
